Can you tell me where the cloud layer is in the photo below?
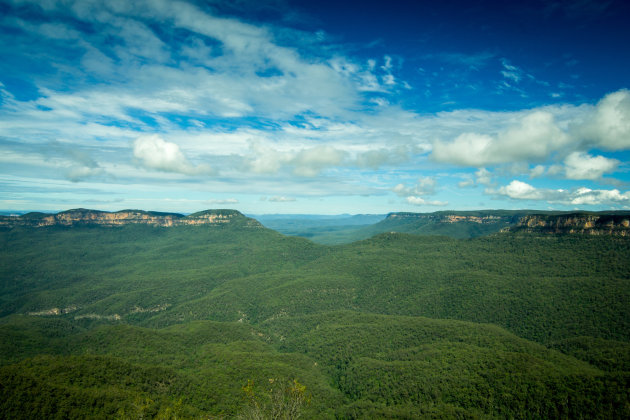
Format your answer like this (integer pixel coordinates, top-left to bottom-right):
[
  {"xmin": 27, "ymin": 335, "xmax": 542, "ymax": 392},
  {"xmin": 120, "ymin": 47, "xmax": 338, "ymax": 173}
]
[{"xmin": 0, "ymin": 0, "xmax": 628, "ymax": 212}]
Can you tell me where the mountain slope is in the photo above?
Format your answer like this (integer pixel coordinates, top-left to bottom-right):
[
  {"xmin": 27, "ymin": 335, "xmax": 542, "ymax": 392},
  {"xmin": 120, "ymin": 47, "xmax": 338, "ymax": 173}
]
[{"xmin": 2, "ymin": 311, "xmax": 627, "ymax": 419}]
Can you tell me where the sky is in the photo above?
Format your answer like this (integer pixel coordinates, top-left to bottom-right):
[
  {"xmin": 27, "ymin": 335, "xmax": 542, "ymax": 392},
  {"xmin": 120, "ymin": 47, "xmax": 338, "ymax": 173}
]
[{"xmin": 1, "ymin": 0, "xmax": 629, "ymax": 214}]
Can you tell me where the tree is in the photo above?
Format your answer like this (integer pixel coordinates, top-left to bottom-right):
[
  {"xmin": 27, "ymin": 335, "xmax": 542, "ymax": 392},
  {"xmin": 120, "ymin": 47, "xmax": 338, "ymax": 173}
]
[{"xmin": 238, "ymin": 378, "xmax": 310, "ymax": 420}]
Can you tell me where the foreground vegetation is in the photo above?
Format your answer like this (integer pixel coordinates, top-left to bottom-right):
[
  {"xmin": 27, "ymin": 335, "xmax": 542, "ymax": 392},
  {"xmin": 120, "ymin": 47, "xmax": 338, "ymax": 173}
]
[{"xmin": 1, "ymin": 213, "xmax": 629, "ymax": 418}]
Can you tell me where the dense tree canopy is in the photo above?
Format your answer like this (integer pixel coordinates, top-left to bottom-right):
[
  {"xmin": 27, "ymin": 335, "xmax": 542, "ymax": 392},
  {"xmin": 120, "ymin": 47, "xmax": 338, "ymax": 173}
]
[{"xmin": 1, "ymin": 218, "xmax": 628, "ymax": 418}]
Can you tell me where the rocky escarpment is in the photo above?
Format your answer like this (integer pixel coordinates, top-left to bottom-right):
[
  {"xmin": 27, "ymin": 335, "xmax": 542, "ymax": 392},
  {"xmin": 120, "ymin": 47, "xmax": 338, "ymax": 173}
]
[
  {"xmin": 0, "ymin": 208, "xmax": 262, "ymax": 228},
  {"xmin": 509, "ymin": 213, "xmax": 630, "ymax": 236},
  {"xmin": 383, "ymin": 210, "xmax": 630, "ymax": 237},
  {"xmin": 386, "ymin": 211, "xmax": 523, "ymax": 225}
]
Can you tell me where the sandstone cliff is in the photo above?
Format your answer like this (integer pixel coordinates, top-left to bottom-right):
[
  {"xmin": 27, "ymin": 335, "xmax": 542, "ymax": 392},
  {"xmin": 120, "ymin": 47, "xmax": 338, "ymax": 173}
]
[
  {"xmin": 0, "ymin": 208, "xmax": 262, "ymax": 228},
  {"xmin": 386, "ymin": 211, "xmax": 520, "ymax": 225},
  {"xmin": 382, "ymin": 210, "xmax": 630, "ymax": 237},
  {"xmin": 509, "ymin": 213, "xmax": 630, "ymax": 236}
]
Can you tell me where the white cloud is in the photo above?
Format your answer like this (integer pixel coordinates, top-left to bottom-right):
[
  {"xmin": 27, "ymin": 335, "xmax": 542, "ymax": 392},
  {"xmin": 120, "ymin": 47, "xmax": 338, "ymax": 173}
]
[
  {"xmin": 133, "ymin": 135, "xmax": 213, "ymax": 175},
  {"xmin": 292, "ymin": 145, "xmax": 346, "ymax": 177},
  {"xmin": 247, "ymin": 143, "xmax": 347, "ymax": 177},
  {"xmin": 496, "ymin": 180, "xmax": 547, "ymax": 200},
  {"xmin": 406, "ymin": 196, "xmax": 448, "ymax": 206},
  {"xmin": 475, "ymin": 168, "xmax": 493, "ymax": 186},
  {"xmin": 563, "ymin": 152, "xmax": 619, "ymax": 180},
  {"xmin": 383, "ymin": 74, "xmax": 395, "ymax": 85},
  {"xmin": 1, "ymin": 0, "xmax": 629, "ymax": 212},
  {"xmin": 394, "ymin": 177, "xmax": 446, "ymax": 206},
  {"xmin": 248, "ymin": 142, "xmax": 292, "ymax": 174},
  {"xmin": 7, "ymin": 0, "xmax": 367, "ymax": 123},
  {"xmin": 431, "ymin": 111, "xmax": 569, "ymax": 166},
  {"xmin": 492, "ymin": 180, "xmax": 630, "ymax": 206},
  {"xmin": 393, "ymin": 176, "xmax": 437, "ymax": 197},
  {"xmin": 496, "ymin": 111, "xmax": 570, "ymax": 157},
  {"xmin": 428, "ymin": 90, "xmax": 630, "ymax": 172},
  {"xmin": 501, "ymin": 71, "xmax": 520, "ymax": 83},
  {"xmin": 576, "ymin": 89, "xmax": 630, "ymax": 150},
  {"xmin": 432, "ymin": 133, "xmax": 493, "ymax": 167},
  {"xmin": 570, "ymin": 188, "xmax": 630, "ymax": 205}
]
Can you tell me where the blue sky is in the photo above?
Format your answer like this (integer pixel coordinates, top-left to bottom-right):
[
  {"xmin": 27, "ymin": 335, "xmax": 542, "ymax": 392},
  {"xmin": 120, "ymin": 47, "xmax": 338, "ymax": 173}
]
[{"xmin": 1, "ymin": 0, "xmax": 629, "ymax": 214}]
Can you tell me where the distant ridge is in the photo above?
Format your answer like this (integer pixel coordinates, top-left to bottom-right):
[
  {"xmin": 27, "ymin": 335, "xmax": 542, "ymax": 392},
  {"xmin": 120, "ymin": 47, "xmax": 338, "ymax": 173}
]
[
  {"xmin": 364, "ymin": 210, "xmax": 630, "ymax": 239},
  {"xmin": 0, "ymin": 208, "xmax": 262, "ymax": 228},
  {"xmin": 2, "ymin": 208, "xmax": 629, "ymax": 237}
]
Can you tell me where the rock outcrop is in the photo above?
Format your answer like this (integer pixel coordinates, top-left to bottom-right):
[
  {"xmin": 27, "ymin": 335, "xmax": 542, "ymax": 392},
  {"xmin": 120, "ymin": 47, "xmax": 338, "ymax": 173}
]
[
  {"xmin": 509, "ymin": 213, "xmax": 630, "ymax": 236},
  {"xmin": 385, "ymin": 211, "xmax": 521, "ymax": 225},
  {"xmin": 383, "ymin": 210, "xmax": 630, "ymax": 237},
  {"xmin": 0, "ymin": 208, "xmax": 262, "ymax": 228}
]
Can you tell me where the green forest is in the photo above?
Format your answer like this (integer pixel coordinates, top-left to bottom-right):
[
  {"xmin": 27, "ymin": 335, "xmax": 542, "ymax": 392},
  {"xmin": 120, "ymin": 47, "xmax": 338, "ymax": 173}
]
[{"xmin": 1, "ymin": 211, "xmax": 629, "ymax": 418}]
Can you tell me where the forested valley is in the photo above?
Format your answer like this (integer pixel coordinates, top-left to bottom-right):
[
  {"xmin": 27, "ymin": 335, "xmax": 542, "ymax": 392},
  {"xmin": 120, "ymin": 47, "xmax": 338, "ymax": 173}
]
[{"xmin": 1, "ymin": 210, "xmax": 629, "ymax": 419}]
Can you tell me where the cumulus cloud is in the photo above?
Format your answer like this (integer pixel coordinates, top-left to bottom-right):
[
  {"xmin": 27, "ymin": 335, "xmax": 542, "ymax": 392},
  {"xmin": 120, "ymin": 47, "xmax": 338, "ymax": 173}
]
[
  {"xmin": 491, "ymin": 180, "xmax": 630, "ymax": 206},
  {"xmin": 133, "ymin": 135, "xmax": 213, "ymax": 175},
  {"xmin": 246, "ymin": 142, "xmax": 348, "ymax": 177},
  {"xmin": 563, "ymin": 152, "xmax": 619, "ymax": 180},
  {"xmin": 429, "ymin": 89, "xmax": 629, "ymax": 174},
  {"xmin": 393, "ymin": 176, "xmax": 437, "ymax": 197},
  {"xmin": 570, "ymin": 188, "xmax": 630, "ymax": 205},
  {"xmin": 394, "ymin": 177, "xmax": 447, "ymax": 206},
  {"xmin": 406, "ymin": 196, "xmax": 448, "ymax": 206},
  {"xmin": 1, "ymin": 0, "xmax": 629, "ymax": 211},
  {"xmin": 495, "ymin": 180, "xmax": 551, "ymax": 200},
  {"xmin": 292, "ymin": 145, "xmax": 346, "ymax": 177},
  {"xmin": 431, "ymin": 111, "xmax": 569, "ymax": 166},
  {"xmin": 248, "ymin": 142, "xmax": 291, "ymax": 174},
  {"xmin": 576, "ymin": 89, "xmax": 630, "ymax": 150},
  {"xmin": 432, "ymin": 133, "xmax": 493, "ymax": 167}
]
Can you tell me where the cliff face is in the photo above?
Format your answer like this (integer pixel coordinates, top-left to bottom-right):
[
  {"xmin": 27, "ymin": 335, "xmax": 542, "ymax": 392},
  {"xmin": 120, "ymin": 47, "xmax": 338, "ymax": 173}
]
[
  {"xmin": 386, "ymin": 212, "xmax": 518, "ymax": 225},
  {"xmin": 511, "ymin": 214, "xmax": 630, "ymax": 236},
  {"xmin": 0, "ymin": 209, "xmax": 262, "ymax": 228},
  {"xmin": 384, "ymin": 211, "xmax": 630, "ymax": 237}
]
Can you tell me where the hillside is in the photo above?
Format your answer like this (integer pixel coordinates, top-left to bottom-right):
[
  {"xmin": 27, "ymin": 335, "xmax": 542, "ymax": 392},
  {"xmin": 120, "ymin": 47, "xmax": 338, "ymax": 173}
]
[
  {"xmin": 267, "ymin": 210, "xmax": 630, "ymax": 244},
  {"xmin": 0, "ymin": 209, "xmax": 629, "ymax": 418}
]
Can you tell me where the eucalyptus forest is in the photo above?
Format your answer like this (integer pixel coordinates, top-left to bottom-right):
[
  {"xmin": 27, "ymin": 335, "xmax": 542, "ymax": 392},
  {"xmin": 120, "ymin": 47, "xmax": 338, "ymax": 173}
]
[{"xmin": 0, "ymin": 209, "xmax": 629, "ymax": 419}]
